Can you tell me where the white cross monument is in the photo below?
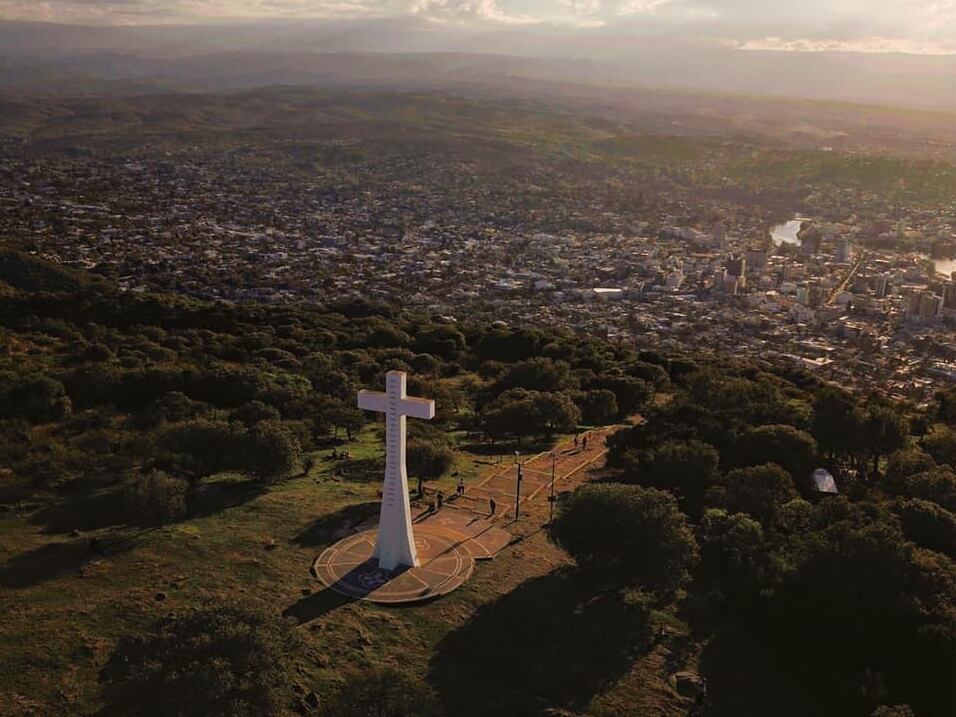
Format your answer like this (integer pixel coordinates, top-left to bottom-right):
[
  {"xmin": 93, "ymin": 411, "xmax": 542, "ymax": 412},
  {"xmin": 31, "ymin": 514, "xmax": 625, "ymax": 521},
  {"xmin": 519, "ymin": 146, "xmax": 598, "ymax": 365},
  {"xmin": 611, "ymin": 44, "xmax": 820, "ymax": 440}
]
[{"xmin": 358, "ymin": 371, "xmax": 435, "ymax": 571}]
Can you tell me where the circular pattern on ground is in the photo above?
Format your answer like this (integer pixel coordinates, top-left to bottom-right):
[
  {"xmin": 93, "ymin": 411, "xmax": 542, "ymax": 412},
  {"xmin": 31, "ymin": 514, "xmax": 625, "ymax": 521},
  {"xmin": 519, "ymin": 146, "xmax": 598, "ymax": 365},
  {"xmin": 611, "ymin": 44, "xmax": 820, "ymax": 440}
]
[{"xmin": 314, "ymin": 524, "xmax": 475, "ymax": 604}]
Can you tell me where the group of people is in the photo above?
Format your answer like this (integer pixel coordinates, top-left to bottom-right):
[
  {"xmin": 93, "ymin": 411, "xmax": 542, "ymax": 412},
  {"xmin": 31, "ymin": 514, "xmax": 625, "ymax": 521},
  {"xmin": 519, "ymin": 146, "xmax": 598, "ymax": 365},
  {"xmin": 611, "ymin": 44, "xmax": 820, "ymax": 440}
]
[
  {"xmin": 427, "ymin": 476, "xmax": 498, "ymax": 518},
  {"xmin": 572, "ymin": 432, "xmax": 591, "ymax": 452},
  {"xmin": 431, "ymin": 476, "xmax": 467, "ymax": 512},
  {"xmin": 325, "ymin": 448, "xmax": 351, "ymax": 461}
]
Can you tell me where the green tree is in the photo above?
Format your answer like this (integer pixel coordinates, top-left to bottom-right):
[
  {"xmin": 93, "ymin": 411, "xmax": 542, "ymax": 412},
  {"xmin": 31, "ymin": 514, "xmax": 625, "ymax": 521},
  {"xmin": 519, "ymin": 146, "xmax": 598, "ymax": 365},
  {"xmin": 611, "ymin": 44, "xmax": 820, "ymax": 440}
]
[
  {"xmin": 812, "ymin": 387, "xmax": 861, "ymax": 460},
  {"xmin": 622, "ymin": 439, "xmax": 719, "ymax": 518},
  {"xmin": 483, "ymin": 390, "xmax": 580, "ymax": 442},
  {"xmin": 861, "ymin": 406, "xmax": 909, "ymax": 477},
  {"xmin": 885, "ymin": 449, "xmax": 936, "ymax": 483},
  {"xmin": 697, "ymin": 508, "xmax": 771, "ymax": 601},
  {"xmin": 0, "ymin": 372, "xmax": 72, "ymax": 424},
  {"xmin": 231, "ymin": 400, "xmax": 281, "ymax": 428},
  {"xmin": 159, "ymin": 419, "xmax": 243, "ymax": 479},
  {"xmin": 494, "ymin": 358, "xmax": 571, "ymax": 393},
  {"xmin": 407, "ymin": 438, "xmax": 454, "ymax": 492},
  {"xmin": 321, "ymin": 667, "xmax": 440, "ymax": 717},
  {"xmin": 895, "ymin": 498, "xmax": 956, "ymax": 558},
  {"xmin": 707, "ymin": 463, "xmax": 799, "ymax": 526},
  {"xmin": 586, "ymin": 375, "xmax": 651, "ymax": 415},
  {"xmin": 247, "ymin": 421, "xmax": 302, "ymax": 482},
  {"xmin": 101, "ymin": 605, "xmax": 303, "ymax": 717},
  {"xmin": 733, "ymin": 424, "xmax": 818, "ymax": 481},
  {"xmin": 921, "ymin": 424, "xmax": 956, "ymax": 468},
  {"xmin": 551, "ymin": 483, "xmax": 698, "ymax": 595},
  {"xmin": 773, "ymin": 518, "xmax": 956, "ymax": 716},
  {"xmin": 576, "ymin": 389, "xmax": 619, "ymax": 425},
  {"xmin": 529, "ymin": 391, "xmax": 580, "ymax": 437},
  {"xmin": 334, "ymin": 402, "xmax": 366, "ymax": 441},
  {"xmin": 122, "ymin": 470, "xmax": 188, "ymax": 526},
  {"xmin": 885, "ymin": 467, "xmax": 956, "ymax": 512}
]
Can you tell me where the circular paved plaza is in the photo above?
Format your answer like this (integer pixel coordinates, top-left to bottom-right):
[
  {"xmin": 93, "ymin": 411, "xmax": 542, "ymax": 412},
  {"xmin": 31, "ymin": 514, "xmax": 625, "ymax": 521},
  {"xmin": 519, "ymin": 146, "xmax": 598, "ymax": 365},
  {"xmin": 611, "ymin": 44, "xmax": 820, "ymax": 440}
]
[{"xmin": 314, "ymin": 524, "xmax": 475, "ymax": 604}]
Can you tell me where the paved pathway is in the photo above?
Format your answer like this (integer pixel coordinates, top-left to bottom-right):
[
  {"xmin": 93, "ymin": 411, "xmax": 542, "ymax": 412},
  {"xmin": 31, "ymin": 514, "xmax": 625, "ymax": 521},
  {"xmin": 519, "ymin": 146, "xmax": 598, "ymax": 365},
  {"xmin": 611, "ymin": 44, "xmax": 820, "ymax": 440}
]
[
  {"xmin": 430, "ymin": 427, "xmax": 615, "ymax": 524},
  {"xmin": 314, "ymin": 425, "xmax": 620, "ymax": 604}
]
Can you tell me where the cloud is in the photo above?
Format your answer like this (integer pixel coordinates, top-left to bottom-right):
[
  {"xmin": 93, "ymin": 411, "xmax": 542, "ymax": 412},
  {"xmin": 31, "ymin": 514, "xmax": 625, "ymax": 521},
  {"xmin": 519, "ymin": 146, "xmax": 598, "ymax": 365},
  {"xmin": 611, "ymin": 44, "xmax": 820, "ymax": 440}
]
[{"xmin": 0, "ymin": 0, "xmax": 952, "ymax": 52}]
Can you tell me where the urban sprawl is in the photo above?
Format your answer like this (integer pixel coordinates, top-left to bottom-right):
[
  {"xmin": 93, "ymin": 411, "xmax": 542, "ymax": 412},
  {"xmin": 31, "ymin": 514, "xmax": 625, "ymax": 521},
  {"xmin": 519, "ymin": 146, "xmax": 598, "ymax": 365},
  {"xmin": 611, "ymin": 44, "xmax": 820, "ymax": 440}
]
[{"xmin": 2, "ymin": 143, "xmax": 955, "ymax": 406}]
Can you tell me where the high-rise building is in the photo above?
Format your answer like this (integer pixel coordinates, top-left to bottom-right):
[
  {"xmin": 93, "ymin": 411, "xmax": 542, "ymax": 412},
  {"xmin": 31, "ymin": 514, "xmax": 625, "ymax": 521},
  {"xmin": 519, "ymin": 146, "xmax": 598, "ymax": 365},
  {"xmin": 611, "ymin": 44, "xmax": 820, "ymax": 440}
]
[
  {"xmin": 745, "ymin": 249, "xmax": 768, "ymax": 274},
  {"xmin": 919, "ymin": 293, "xmax": 941, "ymax": 321},
  {"xmin": 943, "ymin": 282, "xmax": 956, "ymax": 311},
  {"xmin": 836, "ymin": 238, "xmax": 852, "ymax": 263},
  {"xmin": 875, "ymin": 274, "xmax": 890, "ymax": 299},
  {"xmin": 727, "ymin": 255, "xmax": 746, "ymax": 278},
  {"xmin": 712, "ymin": 222, "xmax": 726, "ymax": 250}
]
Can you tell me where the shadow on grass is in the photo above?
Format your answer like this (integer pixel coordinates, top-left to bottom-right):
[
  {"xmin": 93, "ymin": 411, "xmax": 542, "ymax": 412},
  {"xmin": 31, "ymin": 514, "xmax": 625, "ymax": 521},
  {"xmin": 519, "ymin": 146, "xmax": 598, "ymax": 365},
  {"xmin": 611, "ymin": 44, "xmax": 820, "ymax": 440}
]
[
  {"xmin": 283, "ymin": 587, "xmax": 354, "ymax": 623},
  {"xmin": 429, "ymin": 568, "xmax": 651, "ymax": 716},
  {"xmin": 458, "ymin": 435, "xmax": 561, "ymax": 458},
  {"xmin": 696, "ymin": 626, "xmax": 833, "ymax": 717},
  {"xmin": 0, "ymin": 534, "xmax": 137, "ymax": 588},
  {"xmin": 31, "ymin": 490, "xmax": 126, "ymax": 534},
  {"xmin": 291, "ymin": 501, "xmax": 379, "ymax": 548},
  {"xmin": 186, "ymin": 478, "xmax": 269, "ymax": 520},
  {"xmin": 330, "ymin": 456, "xmax": 384, "ymax": 483}
]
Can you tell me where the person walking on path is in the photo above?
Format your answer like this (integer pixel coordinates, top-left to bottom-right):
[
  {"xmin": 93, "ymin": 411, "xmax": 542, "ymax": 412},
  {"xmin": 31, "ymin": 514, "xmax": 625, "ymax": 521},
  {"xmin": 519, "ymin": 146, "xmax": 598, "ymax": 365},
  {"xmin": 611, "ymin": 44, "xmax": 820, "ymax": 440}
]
[
  {"xmin": 489, "ymin": 497, "xmax": 497, "ymax": 517},
  {"xmin": 573, "ymin": 435, "xmax": 579, "ymax": 450},
  {"xmin": 456, "ymin": 476, "xmax": 465, "ymax": 496},
  {"xmin": 582, "ymin": 434, "xmax": 589, "ymax": 451}
]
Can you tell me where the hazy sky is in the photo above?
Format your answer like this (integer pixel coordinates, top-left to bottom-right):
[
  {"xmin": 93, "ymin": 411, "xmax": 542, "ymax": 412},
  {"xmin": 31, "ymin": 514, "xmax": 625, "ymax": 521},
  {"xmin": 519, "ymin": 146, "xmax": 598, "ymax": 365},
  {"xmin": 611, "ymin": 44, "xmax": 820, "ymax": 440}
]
[{"xmin": 1, "ymin": 1, "xmax": 954, "ymax": 53}]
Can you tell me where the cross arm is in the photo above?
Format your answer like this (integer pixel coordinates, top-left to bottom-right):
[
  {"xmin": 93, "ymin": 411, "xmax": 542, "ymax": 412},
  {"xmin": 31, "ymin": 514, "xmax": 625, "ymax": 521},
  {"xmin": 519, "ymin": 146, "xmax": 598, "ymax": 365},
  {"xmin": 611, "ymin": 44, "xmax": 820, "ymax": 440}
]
[
  {"xmin": 400, "ymin": 396, "xmax": 435, "ymax": 420},
  {"xmin": 357, "ymin": 390, "xmax": 388, "ymax": 413}
]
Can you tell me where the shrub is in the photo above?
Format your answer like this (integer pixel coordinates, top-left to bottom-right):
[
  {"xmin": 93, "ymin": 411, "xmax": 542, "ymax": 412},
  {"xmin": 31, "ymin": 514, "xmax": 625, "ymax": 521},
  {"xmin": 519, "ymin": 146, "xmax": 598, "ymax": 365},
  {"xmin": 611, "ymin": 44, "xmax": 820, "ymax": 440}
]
[
  {"xmin": 101, "ymin": 605, "xmax": 303, "ymax": 717},
  {"xmin": 122, "ymin": 470, "xmax": 188, "ymax": 526},
  {"xmin": 707, "ymin": 463, "xmax": 799, "ymax": 526},
  {"xmin": 551, "ymin": 483, "xmax": 698, "ymax": 595},
  {"xmin": 321, "ymin": 667, "xmax": 440, "ymax": 717}
]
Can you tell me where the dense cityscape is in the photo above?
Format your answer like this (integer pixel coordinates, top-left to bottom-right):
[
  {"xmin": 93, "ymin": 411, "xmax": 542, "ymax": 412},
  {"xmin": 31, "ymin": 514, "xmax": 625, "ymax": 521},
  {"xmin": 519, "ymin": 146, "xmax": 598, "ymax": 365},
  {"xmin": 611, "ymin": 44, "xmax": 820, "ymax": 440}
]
[{"xmin": 3, "ymin": 136, "xmax": 955, "ymax": 405}]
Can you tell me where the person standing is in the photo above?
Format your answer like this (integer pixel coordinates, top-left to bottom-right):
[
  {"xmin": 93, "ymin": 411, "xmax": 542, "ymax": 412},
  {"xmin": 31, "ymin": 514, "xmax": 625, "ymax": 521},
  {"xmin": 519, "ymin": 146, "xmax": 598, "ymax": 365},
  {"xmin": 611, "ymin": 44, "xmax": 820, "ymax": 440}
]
[
  {"xmin": 489, "ymin": 497, "xmax": 497, "ymax": 517},
  {"xmin": 437, "ymin": 491, "xmax": 444, "ymax": 511},
  {"xmin": 457, "ymin": 476, "xmax": 465, "ymax": 496}
]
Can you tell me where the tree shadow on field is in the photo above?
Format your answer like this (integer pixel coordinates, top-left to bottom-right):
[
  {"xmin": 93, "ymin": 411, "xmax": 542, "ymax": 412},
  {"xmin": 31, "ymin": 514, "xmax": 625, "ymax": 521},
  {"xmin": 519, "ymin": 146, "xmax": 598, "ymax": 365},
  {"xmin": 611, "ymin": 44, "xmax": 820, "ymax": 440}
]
[
  {"xmin": 186, "ymin": 478, "xmax": 268, "ymax": 520},
  {"xmin": 697, "ymin": 625, "xmax": 834, "ymax": 717},
  {"xmin": 292, "ymin": 501, "xmax": 379, "ymax": 548},
  {"xmin": 429, "ymin": 568, "xmax": 651, "ymax": 717},
  {"xmin": 0, "ymin": 535, "xmax": 135, "ymax": 588},
  {"xmin": 283, "ymin": 586, "xmax": 354, "ymax": 624},
  {"xmin": 327, "ymin": 456, "xmax": 384, "ymax": 484},
  {"xmin": 31, "ymin": 490, "xmax": 125, "ymax": 534},
  {"xmin": 458, "ymin": 437, "xmax": 556, "ymax": 459}
]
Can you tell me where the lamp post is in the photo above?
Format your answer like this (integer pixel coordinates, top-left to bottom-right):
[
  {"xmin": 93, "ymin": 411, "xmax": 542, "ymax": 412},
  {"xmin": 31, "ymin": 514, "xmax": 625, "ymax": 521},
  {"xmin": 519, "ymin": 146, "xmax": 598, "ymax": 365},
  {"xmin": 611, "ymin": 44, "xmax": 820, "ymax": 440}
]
[
  {"xmin": 548, "ymin": 451, "xmax": 557, "ymax": 523},
  {"xmin": 514, "ymin": 451, "xmax": 523, "ymax": 521}
]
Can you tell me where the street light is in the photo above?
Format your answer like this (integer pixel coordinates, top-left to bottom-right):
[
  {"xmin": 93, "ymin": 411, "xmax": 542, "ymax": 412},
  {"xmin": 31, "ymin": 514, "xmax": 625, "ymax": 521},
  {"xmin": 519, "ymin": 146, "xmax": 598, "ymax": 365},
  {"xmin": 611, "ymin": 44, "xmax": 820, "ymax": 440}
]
[
  {"xmin": 548, "ymin": 451, "xmax": 557, "ymax": 523},
  {"xmin": 514, "ymin": 451, "xmax": 523, "ymax": 520}
]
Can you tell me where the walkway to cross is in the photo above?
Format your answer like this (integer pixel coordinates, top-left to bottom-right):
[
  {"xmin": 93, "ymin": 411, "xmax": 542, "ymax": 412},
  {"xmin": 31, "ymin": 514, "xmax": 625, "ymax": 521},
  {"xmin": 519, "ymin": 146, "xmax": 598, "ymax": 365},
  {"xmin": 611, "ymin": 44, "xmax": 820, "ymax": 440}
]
[{"xmin": 426, "ymin": 427, "xmax": 616, "ymax": 523}]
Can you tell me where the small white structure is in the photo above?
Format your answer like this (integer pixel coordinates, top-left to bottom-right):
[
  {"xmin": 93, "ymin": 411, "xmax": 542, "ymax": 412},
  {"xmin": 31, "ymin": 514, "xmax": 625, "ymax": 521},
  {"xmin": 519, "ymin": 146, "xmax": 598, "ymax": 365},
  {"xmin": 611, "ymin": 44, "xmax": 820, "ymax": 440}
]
[
  {"xmin": 358, "ymin": 371, "xmax": 435, "ymax": 571},
  {"xmin": 809, "ymin": 468, "xmax": 838, "ymax": 495}
]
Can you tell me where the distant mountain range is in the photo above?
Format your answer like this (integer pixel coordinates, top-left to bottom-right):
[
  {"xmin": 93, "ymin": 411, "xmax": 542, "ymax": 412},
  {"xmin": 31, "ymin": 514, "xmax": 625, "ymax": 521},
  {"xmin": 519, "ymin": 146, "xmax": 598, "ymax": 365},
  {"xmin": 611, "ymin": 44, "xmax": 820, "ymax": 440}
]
[{"xmin": 0, "ymin": 19, "xmax": 953, "ymax": 110}]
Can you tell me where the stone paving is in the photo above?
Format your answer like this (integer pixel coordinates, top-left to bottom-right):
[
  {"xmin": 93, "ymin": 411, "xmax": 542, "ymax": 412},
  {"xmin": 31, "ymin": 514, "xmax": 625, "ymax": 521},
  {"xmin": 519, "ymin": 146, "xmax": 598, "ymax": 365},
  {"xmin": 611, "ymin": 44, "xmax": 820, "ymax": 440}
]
[
  {"xmin": 313, "ymin": 524, "xmax": 475, "ymax": 604},
  {"xmin": 314, "ymin": 427, "xmax": 616, "ymax": 604},
  {"xmin": 447, "ymin": 428, "xmax": 613, "ymax": 522}
]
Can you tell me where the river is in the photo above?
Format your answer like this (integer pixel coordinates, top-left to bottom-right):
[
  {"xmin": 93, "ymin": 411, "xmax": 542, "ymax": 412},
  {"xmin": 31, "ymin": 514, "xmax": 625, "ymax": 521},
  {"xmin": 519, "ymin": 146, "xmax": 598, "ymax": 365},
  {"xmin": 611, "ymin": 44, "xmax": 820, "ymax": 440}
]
[
  {"xmin": 934, "ymin": 257, "xmax": 956, "ymax": 277},
  {"xmin": 769, "ymin": 218, "xmax": 809, "ymax": 247}
]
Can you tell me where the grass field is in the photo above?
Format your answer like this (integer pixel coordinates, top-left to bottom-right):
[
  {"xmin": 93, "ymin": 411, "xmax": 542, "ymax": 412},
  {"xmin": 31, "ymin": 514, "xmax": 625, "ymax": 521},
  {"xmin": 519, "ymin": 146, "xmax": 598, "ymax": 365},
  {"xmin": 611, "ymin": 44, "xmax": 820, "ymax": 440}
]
[{"xmin": 0, "ymin": 422, "xmax": 699, "ymax": 717}]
